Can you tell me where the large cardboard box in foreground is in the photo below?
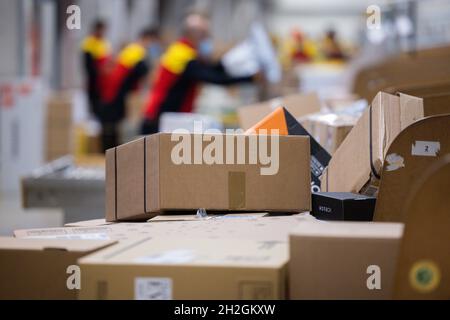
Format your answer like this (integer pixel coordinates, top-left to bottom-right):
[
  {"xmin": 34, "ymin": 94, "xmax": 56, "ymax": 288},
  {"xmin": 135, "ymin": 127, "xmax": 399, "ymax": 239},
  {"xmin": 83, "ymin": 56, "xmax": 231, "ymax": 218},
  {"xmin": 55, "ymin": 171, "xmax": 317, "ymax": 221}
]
[
  {"xmin": 106, "ymin": 133, "xmax": 311, "ymax": 221},
  {"xmin": 289, "ymin": 221, "xmax": 403, "ymax": 299},
  {"xmin": 237, "ymin": 92, "xmax": 321, "ymax": 130},
  {"xmin": 0, "ymin": 237, "xmax": 115, "ymax": 299},
  {"xmin": 78, "ymin": 236, "xmax": 288, "ymax": 299},
  {"xmin": 322, "ymin": 92, "xmax": 427, "ymax": 193}
]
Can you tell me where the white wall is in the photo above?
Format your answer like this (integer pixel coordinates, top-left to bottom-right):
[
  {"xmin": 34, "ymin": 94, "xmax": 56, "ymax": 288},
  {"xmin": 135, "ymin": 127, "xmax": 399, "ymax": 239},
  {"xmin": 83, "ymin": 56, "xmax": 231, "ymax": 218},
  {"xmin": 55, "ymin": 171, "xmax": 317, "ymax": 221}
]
[
  {"xmin": 267, "ymin": 0, "xmax": 390, "ymax": 42},
  {"xmin": 0, "ymin": 0, "xmax": 20, "ymax": 77}
]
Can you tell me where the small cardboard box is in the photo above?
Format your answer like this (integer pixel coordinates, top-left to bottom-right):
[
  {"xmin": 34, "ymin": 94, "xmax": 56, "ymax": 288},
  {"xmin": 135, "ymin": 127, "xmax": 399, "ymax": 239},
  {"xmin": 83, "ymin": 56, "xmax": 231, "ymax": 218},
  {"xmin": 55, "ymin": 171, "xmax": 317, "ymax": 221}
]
[
  {"xmin": 311, "ymin": 192, "xmax": 376, "ymax": 221},
  {"xmin": 237, "ymin": 93, "xmax": 321, "ymax": 130},
  {"xmin": 0, "ymin": 237, "xmax": 116, "ymax": 299},
  {"xmin": 106, "ymin": 133, "xmax": 311, "ymax": 221},
  {"xmin": 322, "ymin": 92, "xmax": 425, "ymax": 193},
  {"xmin": 299, "ymin": 112, "xmax": 357, "ymax": 154},
  {"xmin": 78, "ymin": 236, "xmax": 289, "ymax": 300},
  {"xmin": 289, "ymin": 221, "xmax": 403, "ymax": 299}
]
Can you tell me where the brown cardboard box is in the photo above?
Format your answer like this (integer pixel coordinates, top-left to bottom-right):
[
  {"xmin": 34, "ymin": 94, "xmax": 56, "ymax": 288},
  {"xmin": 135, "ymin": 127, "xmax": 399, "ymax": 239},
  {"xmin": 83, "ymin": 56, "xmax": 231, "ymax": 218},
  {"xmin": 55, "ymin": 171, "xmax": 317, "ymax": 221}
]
[
  {"xmin": 353, "ymin": 46, "xmax": 450, "ymax": 101},
  {"xmin": 106, "ymin": 133, "xmax": 311, "ymax": 221},
  {"xmin": 393, "ymin": 155, "xmax": 450, "ymax": 299},
  {"xmin": 289, "ymin": 221, "xmax": 403, "ymax": 299},
  {"xmin": 15, "ymin": 213, "xmax": 314, "ymax": 243},
  {"xmin": 78, "ymin": 236, "xmax": 288, "ymax": 299},
  {"xmin": 322, "ymin": 92, "xmax": 426, "ymax": 193},
  {"xmin": 0, "ymin": 237, "xmax": 116, "ymax": 299},
  {"xmin": 374, "ymin": 115, "xmax": 450, "ymax": 223},
  {"xmin": 46, "ymin": 92, "xmax": 73, "ymax": 161},
  {"xmin": 237, "ymin": 93, "xmax": 321, "ymax": 130},
  {"xmin": 299, "ymin": 113, "xmax": 357, "ymax": 154}
]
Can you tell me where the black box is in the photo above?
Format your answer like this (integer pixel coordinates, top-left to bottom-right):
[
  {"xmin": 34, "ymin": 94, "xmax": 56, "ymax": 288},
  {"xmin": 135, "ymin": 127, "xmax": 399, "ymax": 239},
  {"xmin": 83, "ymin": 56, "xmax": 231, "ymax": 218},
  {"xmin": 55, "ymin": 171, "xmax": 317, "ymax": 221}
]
[{"xmin": 311, "ymin": 192, "xmax": 376, "ymax": 221}]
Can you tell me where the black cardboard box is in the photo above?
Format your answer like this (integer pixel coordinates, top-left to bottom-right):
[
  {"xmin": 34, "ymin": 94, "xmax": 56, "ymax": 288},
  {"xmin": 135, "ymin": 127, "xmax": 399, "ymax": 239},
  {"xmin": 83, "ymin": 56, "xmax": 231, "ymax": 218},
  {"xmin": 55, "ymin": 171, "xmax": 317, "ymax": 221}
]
[{"xmin": 311, "ymin": 192, "xmax": 375, "ymax": 221}]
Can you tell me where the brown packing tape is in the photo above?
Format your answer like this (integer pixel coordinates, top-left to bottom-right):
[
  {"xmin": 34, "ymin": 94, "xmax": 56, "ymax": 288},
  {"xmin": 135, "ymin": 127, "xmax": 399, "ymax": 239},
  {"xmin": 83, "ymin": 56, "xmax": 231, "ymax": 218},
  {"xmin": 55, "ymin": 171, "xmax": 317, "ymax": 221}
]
[{"xmin": 228, "ymin": 171, "xmax": 246, "ymax": 210}]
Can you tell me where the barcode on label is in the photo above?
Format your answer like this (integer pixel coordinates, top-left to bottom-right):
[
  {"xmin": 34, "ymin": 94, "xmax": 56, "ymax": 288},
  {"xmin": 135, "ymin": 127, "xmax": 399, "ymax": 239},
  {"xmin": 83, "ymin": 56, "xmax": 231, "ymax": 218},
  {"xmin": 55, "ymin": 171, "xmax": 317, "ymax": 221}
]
[{"xmin": 135, "ymin": 277, "xmax": 172, "ymax": 300}]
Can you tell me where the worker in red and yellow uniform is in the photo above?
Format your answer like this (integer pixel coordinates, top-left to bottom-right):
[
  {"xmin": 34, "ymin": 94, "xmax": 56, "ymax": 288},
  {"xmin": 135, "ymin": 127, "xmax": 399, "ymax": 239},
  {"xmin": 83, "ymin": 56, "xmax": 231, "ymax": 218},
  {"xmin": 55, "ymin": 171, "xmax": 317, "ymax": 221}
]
[
  {"xmin": 98, "ymin": 28, "xmax": 159, "ymax": 151},
  {"xmin": 81, "ymin": 20, "xmax": 112, "ymax": 118},
  {"xmin": 141, "ymin": 13, "xmax": 256, "ymax": 134}
]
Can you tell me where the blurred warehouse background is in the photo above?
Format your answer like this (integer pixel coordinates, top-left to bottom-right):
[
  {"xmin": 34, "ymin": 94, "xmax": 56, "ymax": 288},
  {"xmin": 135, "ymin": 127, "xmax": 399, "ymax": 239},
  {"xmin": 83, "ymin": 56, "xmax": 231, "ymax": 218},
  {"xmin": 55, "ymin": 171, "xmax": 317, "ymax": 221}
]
[{"xmin": 1, "ymin": 0, "xmax": 450, "ymax": 235}]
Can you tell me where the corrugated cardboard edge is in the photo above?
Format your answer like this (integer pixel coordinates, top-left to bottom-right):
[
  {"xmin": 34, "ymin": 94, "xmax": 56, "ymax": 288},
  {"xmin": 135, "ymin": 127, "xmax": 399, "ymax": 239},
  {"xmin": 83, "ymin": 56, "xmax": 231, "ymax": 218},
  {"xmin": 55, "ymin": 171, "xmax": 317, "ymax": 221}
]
[
  {"xmin": 146, "ymin": 134, "xmax": 160, "ymax": 213},
  {"xmin": 105, "ymin": 148, "xmax": 116, "ymax": 222},
  {"xmin": 116, "ymin": 138, "xmax": 148, "ymax": 221}
]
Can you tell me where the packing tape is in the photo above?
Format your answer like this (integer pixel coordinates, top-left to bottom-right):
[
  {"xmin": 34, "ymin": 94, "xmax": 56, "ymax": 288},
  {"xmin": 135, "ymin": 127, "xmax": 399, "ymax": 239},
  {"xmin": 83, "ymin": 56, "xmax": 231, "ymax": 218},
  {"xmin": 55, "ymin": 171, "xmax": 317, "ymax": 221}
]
[{"xmin": 228, "ymin": 171, "xmax": 246, "ymax": 210}]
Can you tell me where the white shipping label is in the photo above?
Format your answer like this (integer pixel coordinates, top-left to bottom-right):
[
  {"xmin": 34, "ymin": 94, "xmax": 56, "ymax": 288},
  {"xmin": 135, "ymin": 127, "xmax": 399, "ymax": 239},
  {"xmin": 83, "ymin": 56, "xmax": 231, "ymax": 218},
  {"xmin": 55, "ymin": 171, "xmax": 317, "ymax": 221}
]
[
  {"xmin": 135, "ymin": 277, "xmax": 172, "ymax": 300},
  {"xmin": 25, "ymin": 233, "xmax": 110, "ymax": 240},
  {"xmin": 135, "ymin": 249, "xmax": 195, "ymax": 264},
  {"xmin": 411, "ymin": 141, "xmax": 440, "ymax": 157}
]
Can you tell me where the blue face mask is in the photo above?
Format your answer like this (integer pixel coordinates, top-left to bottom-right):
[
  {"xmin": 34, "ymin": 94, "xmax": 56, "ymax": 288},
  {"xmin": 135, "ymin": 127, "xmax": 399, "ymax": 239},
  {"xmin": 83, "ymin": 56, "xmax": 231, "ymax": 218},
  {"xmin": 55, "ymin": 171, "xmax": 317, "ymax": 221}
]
[
  {"xmin": 148, "ymin": 43, "xmax": 162, "ymax": 60},
  {"xmin": 198, "ymin": 39, "xmax": 213, "ymax": 58}
]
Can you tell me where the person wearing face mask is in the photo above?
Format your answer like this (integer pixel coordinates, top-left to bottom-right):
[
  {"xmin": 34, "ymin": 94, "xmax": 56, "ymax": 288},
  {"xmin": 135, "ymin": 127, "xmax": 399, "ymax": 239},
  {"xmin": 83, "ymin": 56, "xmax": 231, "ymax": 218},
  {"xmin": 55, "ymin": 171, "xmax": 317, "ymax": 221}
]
[
  {"xmin": 98, "ymin": 27, "xmax": 159, "ymax": 151},
  {"xmin": 141, "ymin": 13, "xmax": 256, "ymax": 134}
]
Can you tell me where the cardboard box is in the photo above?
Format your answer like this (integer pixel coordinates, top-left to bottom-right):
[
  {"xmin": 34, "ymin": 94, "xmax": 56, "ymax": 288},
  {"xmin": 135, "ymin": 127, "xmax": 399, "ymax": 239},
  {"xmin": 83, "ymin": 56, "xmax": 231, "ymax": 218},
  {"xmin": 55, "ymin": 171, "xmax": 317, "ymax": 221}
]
[
  {"xmin": 353, "ymin": 46, "xmax": 450, "ymax": 101},
  {"xmin": 106, "ymin": 133, "xmax": 311, "ymax": 221},
  {"xmin": 393, "ymin": 154, "xmax": 450, "ymax": 299},
  {"xmin": 299, "ymin": 112, "xmax": 357, "ymax": 154},
  {"xmin": 311, "ymin": 192, "xmax": 375, "ymax": 221},
  {"xmin": 289, "ymin": 221, "xmax": 403, "ymax": 299},
  {"xmin": 0, "ymin": 237, "xmax": 116, "ymax": 299},
  {"xmin": 46, "ymin": 92, "xmax": 73, "ymax": 161},
  {"xmin": 322, "ymin": 92, "xmax": 425, "ymax": 193},
  {"xmin": 237, "ymin": 92, "xmax": 321, "ymax": 130},
  {"xmin": 246, "ymin": 107, "xmax": 330, "ymax": 192},
  {"xmin": 374, "ymin": 114, "xmax": 450, "ymax": 222},
  {"xmin": 15, "ymin": 213, "xmax": 314, "ymax": 243},
  {"xmin": 78, "ymin": 236, "xmax": 288, "ymax": 299}
]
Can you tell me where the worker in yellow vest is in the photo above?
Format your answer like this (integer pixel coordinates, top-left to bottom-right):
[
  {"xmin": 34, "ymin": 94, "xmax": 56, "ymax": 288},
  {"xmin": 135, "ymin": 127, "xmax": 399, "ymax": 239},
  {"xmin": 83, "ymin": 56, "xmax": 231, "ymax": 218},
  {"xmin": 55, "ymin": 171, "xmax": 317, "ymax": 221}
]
[
  {"xmin": 99, "ymin": 28, "xmax": 159, "ymax": 151},
  {"xmin": 81, "ymin": 20, "xmax": 112, "ymax": 118}
]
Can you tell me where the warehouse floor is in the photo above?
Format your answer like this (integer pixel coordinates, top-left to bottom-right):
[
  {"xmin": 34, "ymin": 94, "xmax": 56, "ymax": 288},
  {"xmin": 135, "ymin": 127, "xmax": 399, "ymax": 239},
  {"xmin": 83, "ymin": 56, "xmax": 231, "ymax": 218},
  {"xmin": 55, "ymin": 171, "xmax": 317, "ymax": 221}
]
[{"xmin": 0, "ymin": 192, "xmax": 63, "ymax": 236}]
